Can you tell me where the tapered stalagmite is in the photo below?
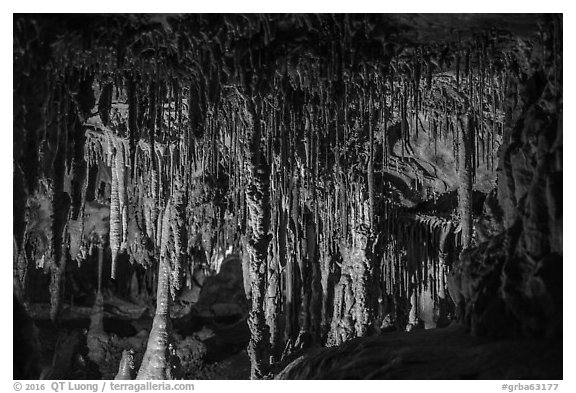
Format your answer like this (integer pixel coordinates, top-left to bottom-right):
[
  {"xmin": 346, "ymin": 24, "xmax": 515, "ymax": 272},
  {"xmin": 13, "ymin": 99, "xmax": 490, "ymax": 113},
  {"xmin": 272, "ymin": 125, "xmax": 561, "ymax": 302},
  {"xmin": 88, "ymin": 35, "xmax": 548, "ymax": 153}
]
[
  {"xmin": 136, "ymin": 252, "xmax": 181, "ymax": 379},
  {"xmin": 115, "ymin": 349, "xmax": 136, "ymax": 380}
]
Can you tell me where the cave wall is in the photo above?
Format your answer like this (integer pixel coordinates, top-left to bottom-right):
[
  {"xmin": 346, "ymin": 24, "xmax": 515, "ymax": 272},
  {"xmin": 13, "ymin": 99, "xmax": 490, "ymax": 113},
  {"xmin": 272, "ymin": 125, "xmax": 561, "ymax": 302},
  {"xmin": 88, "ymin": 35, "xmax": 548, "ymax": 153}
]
[{"xmin": 448, "ymin": 18, "xmax": 563, "ymax": 339}]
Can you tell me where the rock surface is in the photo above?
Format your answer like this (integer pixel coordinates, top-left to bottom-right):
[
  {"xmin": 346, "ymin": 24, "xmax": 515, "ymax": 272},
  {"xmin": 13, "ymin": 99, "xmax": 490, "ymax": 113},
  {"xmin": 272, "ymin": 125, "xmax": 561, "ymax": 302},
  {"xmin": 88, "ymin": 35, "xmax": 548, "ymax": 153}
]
[
  {"xmin": 277, "ymin": 324, "xmax": 562, "ymax": 379},
  {"xmin": 448, "ymin": 37, "xmax": 563, "ymax": 340}
]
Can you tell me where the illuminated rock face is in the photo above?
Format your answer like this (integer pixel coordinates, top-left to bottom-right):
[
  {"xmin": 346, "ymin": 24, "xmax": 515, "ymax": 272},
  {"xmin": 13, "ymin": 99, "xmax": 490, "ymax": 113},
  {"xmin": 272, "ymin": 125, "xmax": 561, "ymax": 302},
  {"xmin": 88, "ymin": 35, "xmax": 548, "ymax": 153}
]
[{"xmin": 13, "ymin": 14, "xmax": 561, "ymax": 380}]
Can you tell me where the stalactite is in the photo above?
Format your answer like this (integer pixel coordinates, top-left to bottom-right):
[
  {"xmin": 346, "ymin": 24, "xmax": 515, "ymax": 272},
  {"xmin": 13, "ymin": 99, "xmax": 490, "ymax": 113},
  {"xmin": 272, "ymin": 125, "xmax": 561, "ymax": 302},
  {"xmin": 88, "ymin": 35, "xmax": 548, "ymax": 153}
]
[
  {"xmin": 118, "ymin": 142, "xmax": 129, "ymax": 247},
  {"xmin": 169, "ymin": 179, "xmax": 187, "ymax": 298},
  {"xmin": 401, "ymin": 80, "xmax": 406, "ymax": 158},
  {"xmin": 128, "ymin": 76, "xmax": 138, "ymax": 179},
  {"xmin": 319, "ymin": 250, "xmax": 331, "ymax": 342},
  {"xmin": 456, "ymin": 51, "xmax": 461, "ymax": 88},
  {"xmin": 159, "ymin": 200, "xmax": 172, "ymax": 275},
  {"xmin": 149, "ymin": 81, "xmax": 159, "ymax": 204},
  {"xmin": 70, "ymin": 123, "xmax": 87, "ymax": 221},
  {"xmin": 98, "ymin": 80, "xmax": 113, "ymax": 126},
  {"xmin": 458, "ymin": 113, "xmax": 474, "ymax": 249},
  {"xmin": 490, "ymin": 64, "xmax": 497, "ymax": 172},
  {"xmin": 479, "ymin": 44, "xmax": 486, "ymax": 169},
  {"xmin": 382, "ymin": 88, "xmax": 388, "ymax": 173},
  {"xmin": 367, "ymin": 95, "xmax": 375, "ymax": 229},
  {"xmin": 109, "ymin": 145, "xmax": 122, "ymax": 280}
]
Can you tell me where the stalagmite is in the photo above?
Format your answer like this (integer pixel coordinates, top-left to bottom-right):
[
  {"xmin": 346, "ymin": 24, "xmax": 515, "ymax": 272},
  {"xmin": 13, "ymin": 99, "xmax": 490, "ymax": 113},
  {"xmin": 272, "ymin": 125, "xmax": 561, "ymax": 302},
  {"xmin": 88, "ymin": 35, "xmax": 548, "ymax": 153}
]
[
  {"xmin": 115, "ymin": 349, "xmax": 135, "ymax": 380},
  {"xmin": 136, "ymin": 252, "xmax": 181, "ymax": 379}
]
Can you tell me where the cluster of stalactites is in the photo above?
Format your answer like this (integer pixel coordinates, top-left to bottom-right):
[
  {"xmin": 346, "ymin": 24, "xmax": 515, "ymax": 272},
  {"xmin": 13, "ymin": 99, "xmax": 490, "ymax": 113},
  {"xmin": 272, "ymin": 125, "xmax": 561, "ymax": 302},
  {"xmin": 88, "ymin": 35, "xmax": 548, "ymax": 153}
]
[
  {"xmin": 85, "ymin": 126, "xmax": 188, "ymax": 278},
  {"xmin": 383, "ymin": 42, "xmax": 510, "ymax": 182},
  {"xmin": 74, "ymin": 31, "xmax": 523, "ymax": 348},
  {"xmin": 83, "ymin": 97, "xmax": 240, "ymax": 283},
  {"xmin": 77, "ymin": 30, "xmax": 516, "ymax": 271},
  {"xmin": 378, "ymin": 207, "xmax": 459, "ymax": 328}
]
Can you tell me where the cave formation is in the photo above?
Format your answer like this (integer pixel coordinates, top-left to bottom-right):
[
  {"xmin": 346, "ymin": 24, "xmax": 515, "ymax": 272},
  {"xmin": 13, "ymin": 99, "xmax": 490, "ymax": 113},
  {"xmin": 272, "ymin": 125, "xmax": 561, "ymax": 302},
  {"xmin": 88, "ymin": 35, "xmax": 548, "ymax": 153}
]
[{"xmin": 13, "ymin": 13, "xmax": 562, "ymax": 380}]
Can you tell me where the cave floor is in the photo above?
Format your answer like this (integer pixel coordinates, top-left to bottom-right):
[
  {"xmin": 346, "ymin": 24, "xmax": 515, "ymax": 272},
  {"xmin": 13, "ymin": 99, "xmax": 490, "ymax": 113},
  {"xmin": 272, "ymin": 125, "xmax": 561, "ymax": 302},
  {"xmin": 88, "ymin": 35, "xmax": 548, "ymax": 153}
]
[
  {"xmin": 31, "ymin": 303, "xmax": 251, "ymax": 380},
  {"xmin": 31, "ymin": 303, "xmax": 561, "ymax": 380},
  {"xmin": 277, "ymin": 324, "xmax": 563, "ymax": 379}
]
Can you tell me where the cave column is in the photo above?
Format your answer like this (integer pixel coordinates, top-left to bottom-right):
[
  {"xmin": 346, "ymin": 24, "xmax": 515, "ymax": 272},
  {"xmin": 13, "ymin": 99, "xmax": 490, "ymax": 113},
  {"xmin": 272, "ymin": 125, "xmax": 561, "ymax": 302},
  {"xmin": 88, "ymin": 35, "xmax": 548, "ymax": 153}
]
[
  {"xmin": 449, "ymin": 112, "xmax": 474, "ymax": 325},
  {"xmin": 351, "ymin": 198, "xmax": 373, "ymax": 338},
  {"xmin": 245, "ymin": 98, "xmax": 272, "ymax": 379}
]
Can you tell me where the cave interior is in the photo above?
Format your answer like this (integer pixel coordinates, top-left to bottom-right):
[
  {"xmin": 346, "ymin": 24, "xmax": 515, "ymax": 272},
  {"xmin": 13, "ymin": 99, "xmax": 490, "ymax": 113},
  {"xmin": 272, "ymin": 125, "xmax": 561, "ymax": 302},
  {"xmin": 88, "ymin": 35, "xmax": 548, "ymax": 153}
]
[{"xmin": 13, "ymin": 13, "xmax": 563, "ymax": 380}]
